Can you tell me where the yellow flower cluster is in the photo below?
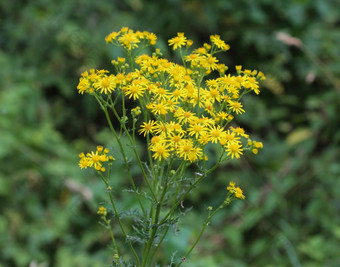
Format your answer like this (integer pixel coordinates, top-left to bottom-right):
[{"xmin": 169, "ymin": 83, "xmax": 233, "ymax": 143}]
[
  {"xmin": 97, "ymin": 206, "xmax": 107, "ymax": 216},
  {"xmin": 105, "ymin": 27, "xmax": 157, "ymax": 49},
  {"xmin": 78, "ymin": 146, "xmax": 114, "ymax": 172},
  {"xmin": 77, "ymin": 27, "xmax": 265, "ymax": 163},
  {"xmin": 227, "ymin": 182, "xmax": 245, "ymax": 199}
]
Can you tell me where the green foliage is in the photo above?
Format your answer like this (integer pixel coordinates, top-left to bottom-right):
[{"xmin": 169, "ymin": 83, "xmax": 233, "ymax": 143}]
[{"xmin": 1, "ymin": 0, "xmax": 340, "ymax": 266}]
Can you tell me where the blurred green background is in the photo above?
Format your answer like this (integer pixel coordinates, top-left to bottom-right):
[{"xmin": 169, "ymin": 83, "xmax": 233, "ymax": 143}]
[{"xmin": 1, "ymin": 0, "xmax": 340, "ymax": 266}]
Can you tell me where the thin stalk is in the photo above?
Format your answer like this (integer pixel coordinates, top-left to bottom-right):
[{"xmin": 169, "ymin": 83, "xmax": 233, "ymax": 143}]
[
  {"xmin": 141, "ymin": 176, "xmax": 169, "ymax": 267},
  {"xmin": 105, "ymin": 218, "xmax": 124, "ymax": 267},
  {"xmin": 110, "ymin": 105, "xmax": 157, "ymax": 200},
  {"xmin": 175, "ymin": 205, "xmax": 224, "ymax": 267},
  {"xmin": 159, "ymin": 159, "xmax": 222, "ymax": 226},
  {"xmin": 101, "ymin": 105, "xmax": 146, "ymax": 216},
  {"xmin": 147, "ymin": 226, "xmax": 169, "ymax": 266},
  {"xmin": 99, "ymin": 173, "xmax": 141, "ymax": 266}
]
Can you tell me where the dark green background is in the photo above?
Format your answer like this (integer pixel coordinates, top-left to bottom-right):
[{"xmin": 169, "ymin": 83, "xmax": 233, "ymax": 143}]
[{"xmin": 1, "ymin": 0, "xmax": 340, "ymax": 266}]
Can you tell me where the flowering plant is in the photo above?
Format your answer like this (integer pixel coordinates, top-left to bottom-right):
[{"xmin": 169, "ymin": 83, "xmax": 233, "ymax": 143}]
[{"xmin": 77, "ymin": 27, "xmax": 264, "ymax": 266}]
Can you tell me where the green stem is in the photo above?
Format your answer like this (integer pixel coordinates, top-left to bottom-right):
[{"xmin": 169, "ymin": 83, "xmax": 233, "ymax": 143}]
[
  {"xmin": 101, "ymin": 105, "xmax": 147, "ymax": 216},
  {"xmin": 147, "ymin": 226, "xmax": 169, "ymax": 266},
  {"xmin": 159, "ymin": 160, "xmax": 221, "ymax": 226},
  {"xmin": 175, "ymin": 205, "xmax": 224, "ymax": 267},
  {"xmin": 99, "ymin": 173, "xmax": 140, "ymax": 266},
  {"xmin": 105, "ymin": 218, "xmax": 124, "ymax": 267},
  {"xmin": 141, "ymin": 176, "xmax": 169, "ymax": 267},
  {"xmin": 110, "ymin": 105, "xmax": 157, "ymax": 201}
]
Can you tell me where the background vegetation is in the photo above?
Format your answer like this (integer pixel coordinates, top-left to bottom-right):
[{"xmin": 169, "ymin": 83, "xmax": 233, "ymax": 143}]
[{"xmin": 1, "ymin": 0, "xmax": 339, "ymax": 266}]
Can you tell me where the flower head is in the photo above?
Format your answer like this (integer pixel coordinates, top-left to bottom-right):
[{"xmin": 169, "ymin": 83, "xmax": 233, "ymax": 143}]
[
  {"xmin": 168, "ymin": 33, "xmax": 187, "ymax": 50},
  {"xmin": 227, "ymin": 181, "xmax": 245, "ymax": 199}
]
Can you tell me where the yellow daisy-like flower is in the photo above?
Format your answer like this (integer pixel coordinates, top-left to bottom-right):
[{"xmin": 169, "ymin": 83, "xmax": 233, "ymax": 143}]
[
  {"xmin": 78, "ymin": 157, "xmax": 91, "ymax": 169},
  {"xmin": 151, "ymin": 101, "xmax": 169, "ymax": 116},
  {"xmin": 209, "ymin": 125, "xmax": 225, "ymax": 144},
  {"xmin": 124, "ymin": 84, "xmax": 145, "ymax": 100},
  {"xmin": 139, "ymin": 120, "xmax": 157, "ymax": 136},
  {"xmin": 228, "ymin": 100, "xmax": 245, "ymax": 114},
  {"xmin": 187, "ymin": 146, "xmax": 203, "ymax": 162},
  {"xmin": 168, "ymin": 122, "xmax": 186, "ymax": 135},
  {"xmin": 187, "ymin": 123, "xmax": 207, "ymax": 139},
  {"xmin": 105, "ymin": 31, "xmax": 120, "ymax": 43},
  {"xmin": 176, "ymin": 139, "xmax": 198, "ymax": 162},
  {"xmin": 77, "ymin": 77, "xmax": 91, "ymax": 94},
  {"xmin": 169, "ymin": 133, "xmax": 184, "ymax": 149},
  {"xmin": 150, "ymin": 142, "xmax": 171, "ymax": 161},
  {"xmin": 230, "ymin": 126, "xmax": 249, "ymax": 138},
  {"xmin": 94, "ymin": 75, "xmax": 116, "ymax": 94},
  {"xmin": 175, "ymin": 108, "xmax": 195, "ymax": 125},
  {"xmin": 86, "ymin": 151, "xmax": 102, "ymax": 168},
  {"xmin": 225, "ymin": 142, "xmax": 243, "ymax": 159},
  {"xmin": 78, "ymin": 146, "xmax": 113, "ymax": 172},
  {"xmin": 118, "ymin": 31, "xmax": 140, "ymax": 50},
  {"xmin": 201, "ymin": 55, "xmax": 219, "ymax": 71},
  {"xmin": 198, "ymin": 132, "xmax": 211, "ymax": 145},
  {"xmin": 210, "ymin": 34, "xmax": 230, "ymax": 51},
  {"xmin": 144, "ymin": 32, "xmax": 157, "ymax": 45},
  {"xmin": 168, "ymin": 32, "xmax": 187, "ymax": 50}
]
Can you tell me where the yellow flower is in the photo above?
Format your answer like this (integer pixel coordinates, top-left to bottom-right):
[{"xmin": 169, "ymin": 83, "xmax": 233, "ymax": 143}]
[
  {"xmin": 198, "ymin": 132, "xmax": 211, "ymax": 145},
  {"xmin": 77, "ymin": 28, "xmax": 265, "ymax": 167},
  {"xmin": 228, "ymin": 100, "xmax": 245, "ymax": 114},
  {"xmin": 235, "ymin": 187, "xmax": 245, "ymax": 199},
  {"xmin": 78, "ymin": 157, "xmax": 90, "ymax": 169},
  {"xmin": 208, "ymin": 125, "xmax": 225, "ymax": 144},
  {"xmin": 150, "ymin": 135, "xmax": 162, "ymax": 145},
  {"xmin": 226, "ymin": 182, "xmax": 245, "ymax": 199},
  {"xmin": 118, "ymin": 31, "xmax": 140, "ymax": 50},
  {"xmin": 150, "ymin": 142, "xmax": 171, "ymax": 161},
  {"xmin": 79, "ymin": 146, "xmax": 113, "ymax": 172},
  {"xmin": 131, "ymin": 106, "xmax": 142, "ymax": 117},
  {"xmin": 144, "ymin": 32, "xmax": 157, "ymax": 45},
  {"xmin": 175, "ymin": 108, "xmax": 195, "ymax": 124},
  {"xmin": 186, "ymin": 39, "xmax": 193, "ymax": 47},
  {"xmin": 176, "ymin": 139, "xmax": 194, "ymax": 161},
  {"xmin": 153, "ymin": 87, "xmax": 171, "ymax": 101},
  {"xmin": 227, "ymin": 182, "xmax": 236, "ymax": 192},
  {"xmin": 94, "ymin": 74, "xmax": 116, "ymax": 94},
  {"xmin": 139, "ymin": 120, "xmax": 157, "ymax": 136},
  {"xmin": 77, "ymin": 77, "xmax": 91, "ymax": 94},
  {"xmin": 187, "ymin": 123, "xmax": 207, "ymax": 139},
  {"xmin": 210, "ymin": 34, "xmax": 230, "ymax": 51},
  {"xmin": 219, "ymin": 130, "xmax": 239, "ymax": 146},
  {"xmin": 124, "ymin": 84, "xmax": 145, "ymax": 100},
  {"xmin": 169, "ymin": 133, "xmax": 184, "ymax": 149},
  {"xmin": 201, "ymin": 55, "xmax": 219, "ymax": 71},
  {"xmin": 168, "ymin": 32, "xmax": 187, "ymax": 50},
  {"xmin": 168, "ymin": 122, "xmax": 186, "ymax": 135},
  {"xmin": 97, "ymin": 206, "xmax": 107, "ymax": 216},
  {"xmin": 105, "ymin": 31, "xmax": 120, "ymax": 43},
  {"xmin": 254, "ymin": 141, "xmax": 263, "ymax": 149},
  {"xmin": 153, "ymin": 122, "xmax": 171, "ymax": 135},
  {"xmin": 225, "ymin": 142, "xmax": 243, "ymax": 159},
  {"xmin": 187, "ymin": 146, "xmax": 202, "ymax": 162},
  {"xmin": 230, "ymin": 126, "xmax": 249, "ymax": 138},
  {"xmin": 151, "ymin": 101, "xmax": 169, "ymax": 116}
]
